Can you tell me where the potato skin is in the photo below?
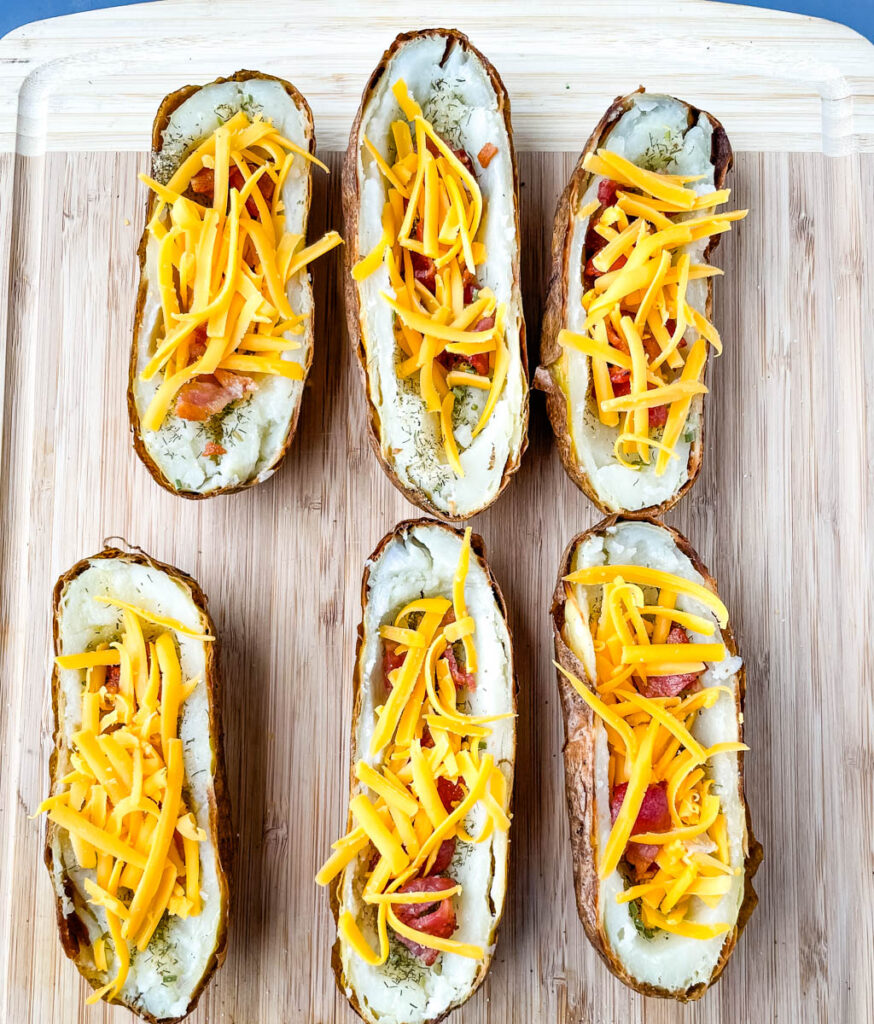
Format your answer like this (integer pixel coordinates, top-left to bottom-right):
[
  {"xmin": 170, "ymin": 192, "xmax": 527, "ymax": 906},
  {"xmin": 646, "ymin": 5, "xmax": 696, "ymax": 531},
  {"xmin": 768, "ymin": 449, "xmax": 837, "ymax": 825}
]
[
  {"xmin": 551, "ymin": 515, "xmax": 762, "ymax": 1000},
  {"xmin": 342, "ymin": 29, "xmax": 529, "ymax": 523},
  {"xmin": 129, "ymin": 70, "xmax": 316, "ymax": 499},
  {"xmin": 329, "ymin": 517, "xmax": 517, "ymax": 1024},
  {"xmin": 534, "ymin": 89, "xmax": 734, "ymax": 518},
  {"xmin": 44, "ymin": 547, "xmax": 232, "ymax": 1023}
]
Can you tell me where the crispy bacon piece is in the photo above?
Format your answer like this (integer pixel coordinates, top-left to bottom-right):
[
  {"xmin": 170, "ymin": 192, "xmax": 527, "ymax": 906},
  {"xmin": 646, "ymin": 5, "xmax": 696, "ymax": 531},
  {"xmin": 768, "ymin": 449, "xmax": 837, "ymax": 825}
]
[
  {"xmin": 436, "ymin": 775, "xmax": 464, "ymax": 812},
  {"xmin": 477, "ymin": 142, "xmax": 498, "ymax": 168},
  {"xmin": 189, "ymin": 168, "xmax": 215, "ymax": 196},
  {"xmin": 610, "ymin": 780, "xmax": 671, "ymax": 878},
  {"xmin": 104, "ymin": 665, "xmax": 120, "ymax": 694},
  {"xmin": 639, "ymin": 625, "xmax": 702, "ymax": 697},
  {"xmin": 436, "ymin": 344, "xmax": 490, "ymax": 379},
  {"xmin": 188, "ymin": 165, "xmax": 273, "ymax": 218},
  {"xmin": 174, "ymin": 370, "xmax": 255, "ymax": 422},
  {"xmin": 382, "ymin": 644, "xmax": 407, "ymax": 693},
  {"xmin": 597, "ymin": 178, "xmax": 621, "ymax": 207},
  {"xmin": 648, "ymin": 404, "xmax": 668, "ymax": 429},
  {"xmin": 423, "ymin": 136, "xmax": 475, "ymax": 176},
  {"xmin": 411, "ymin": 218, "xmax": 437, "ymax": 294},
  {"xmin": 462, "ymin": 268, "xmax": 478, "ymax": 305},
  {"xmin": 393, "ymin": 876, "xmax": 457, "ymax": 965},
  {"xmin": 585, "ymin": 251, "xmax": 626, "ymax": 281},
  {"xmin": 188, "ymin": 323, "xmax": 208, "ymax": 361},
  {"xmin": 426, "ymin": 837, "xmax": 457, "ymax": 876},
  {"xmin": 442, "ymin": 644, "xmax": 475, "ymax": 690},
  {"xmin": 202, "ymin": 442, "xmax": 226, "ymax": 457}
]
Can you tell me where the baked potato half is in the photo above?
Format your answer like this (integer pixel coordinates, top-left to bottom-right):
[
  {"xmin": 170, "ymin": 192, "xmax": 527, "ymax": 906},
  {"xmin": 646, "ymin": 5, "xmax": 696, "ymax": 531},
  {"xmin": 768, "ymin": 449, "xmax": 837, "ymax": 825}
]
[
  {"xmin": 41, "ymin": 548, "xmax": 231, "ymax": 1021},
  {"xmin": 551, "ymin": 516, "xmax": 761, "ymax": 999},
  {"xmin": 535, "ymin": 89, "xmax": 744, "ymax": 516},
  {"xmin": 317, "ymin": 519, "xmax": 516, "ymax": 1023},
  {"xmin": 130, "ymin": 70, "xmax": 341, "ymax": 498},
  {"xmin": 343, "ymin": 29, "xmax": 528, "ymax": 521}
]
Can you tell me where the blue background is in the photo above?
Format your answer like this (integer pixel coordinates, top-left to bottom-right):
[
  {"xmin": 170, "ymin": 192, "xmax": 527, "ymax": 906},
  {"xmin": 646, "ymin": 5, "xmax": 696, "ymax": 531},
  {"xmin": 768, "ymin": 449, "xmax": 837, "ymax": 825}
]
[{"xmin": 2, "ymin": 0, "xmax": 872, "ymax": 42}]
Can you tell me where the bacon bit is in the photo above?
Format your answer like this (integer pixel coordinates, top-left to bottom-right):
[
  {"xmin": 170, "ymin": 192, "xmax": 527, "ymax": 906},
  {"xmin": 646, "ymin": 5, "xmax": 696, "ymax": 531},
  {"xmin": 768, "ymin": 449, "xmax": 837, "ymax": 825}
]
[
  {"xmin": 174, "ymin": 371, "xmax": 255, "ymax": 422},
  {"xmin": 639, "ymin": 625, "xmax": 702, "ymax": 697},
  {"xmin": 382, "ymin": 644, "xmax": 407, "ymax": 694},
  {"xmin": 597, "ymin": 179, "xmax": 620, "ymax": 206},
  {"xmin": 462, "ymin": 268, "xmax": 478, "ymax": 305},
  {"xmin": 585, "ymin": 221, "xmax": 609, "ymax": 255},
  {"xmin": 477, "ymin": 142, "xmax": 498, "ymax": 168},
  {"xmin": 188, "ymin": 323, "xmax": 208, "ymax": 361},
  {"xmin": 648, "ymin": 404, "xmax": 668, "ymax": 428},
  {"xmin": 453, "ymin": 146, "xmax": 475, "ymax": 176},
  {"xmin": 411, "ymin": 218, "xmax": 437, "ymax": 293},
  {"xmin": 442, "ymin": 644, "xmax": 475, "ymax": 690},
  {"xmin": 611, "ymin": 781, "xmax": 671, "ymax": 878},
  {"xmin": 585, "ymin": 251, "xmax": 626, "ymax": 281},
  {"xmin": 420, "ymin": 726, "xmax": 435, "ymax": 749},
  {"xmin": 436, "ymin": 347, "xmax": 490, "ymax": 378},
  {"xmin": 104, "ymin": 665, "xmax": 120, "ymax": 694},
  {"xmin": 202, "ymin": 442, "xmax": 226, "ymax": 458},
  {"xmin": 609, "ymin": 366, "xmax": 631, "ymax": 398},
  {"xmin": 228, "ymin": 165, "xmax": 275, "ymax": 218},
  {"xmin": 393, "ymin": 877, "xmax": 457, "ymax": 965},
  {"xmin": 426, "ymin": 837, "xmax": 457, "ymax": 876},
  {"xmin": 423, "ymin": 134, "xmax": 475, "ymax": 176},
  {"xmin": 436, "ymin": 776, "xmax": 465, "ymax": 812},
  {"xmin": 605, "ymin": 319, "xmax": 628, "ymax": 355},
  {"xmin": 189, "ymin": 168, "xmax": 215, "ymax": 197}
]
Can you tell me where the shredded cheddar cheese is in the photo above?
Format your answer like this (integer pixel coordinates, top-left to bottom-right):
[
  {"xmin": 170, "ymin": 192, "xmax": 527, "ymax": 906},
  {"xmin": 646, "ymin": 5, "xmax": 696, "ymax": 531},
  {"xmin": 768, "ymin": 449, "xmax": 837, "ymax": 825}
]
[
  {"xmin": 316, "ymin": 529, "xmax": 514, "ymax": 964},
  {"xmin": 558, "ymin": 151, "xmax": 746, "ymax": 473},
  {"xmin": 40, "ymin": 604, "xmax": 210, "ymax": 998},
  {"xmin": 138, "ymin": 112, "xmax": 342, "ymax": 432},
  {"xmin": 557, "ymin": 564, "xmax": 747, "ymax": 940},
  {"xmin": 353, "ymin": 78, "xmax": 507, "ymax": 474}
]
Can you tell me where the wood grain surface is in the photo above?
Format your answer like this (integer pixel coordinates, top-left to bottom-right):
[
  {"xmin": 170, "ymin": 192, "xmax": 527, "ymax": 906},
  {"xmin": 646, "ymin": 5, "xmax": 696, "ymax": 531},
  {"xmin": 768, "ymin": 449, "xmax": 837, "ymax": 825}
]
[{"xmin": 0, "ymin": 4, "xmax": 873, "ymax": 1024}]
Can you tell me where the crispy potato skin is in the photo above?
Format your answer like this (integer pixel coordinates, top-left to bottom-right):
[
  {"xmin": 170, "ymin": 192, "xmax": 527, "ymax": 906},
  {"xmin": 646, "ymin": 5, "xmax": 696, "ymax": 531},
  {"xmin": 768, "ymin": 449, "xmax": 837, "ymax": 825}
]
[
  {"xmin": 329, "ymin": 517, "xmax": 517, "ymax": 1024},
  {"xmin": 45, "ymin": 547, "xmax": 232, "ymax": 1023},
  {"xmin": 551, "ymin": 515, "xmax": 762, "ymax": 1000},
  {"xmin": 534, "ymin": 89, "xmax": 734, "ymax": 517},
  {"xmin": 129, "ymin": 70, "xmax": 316, "ymax": 499},
  {"xmin": 342, "ymin": 28, "xmax": 529, "ymax": 523}
]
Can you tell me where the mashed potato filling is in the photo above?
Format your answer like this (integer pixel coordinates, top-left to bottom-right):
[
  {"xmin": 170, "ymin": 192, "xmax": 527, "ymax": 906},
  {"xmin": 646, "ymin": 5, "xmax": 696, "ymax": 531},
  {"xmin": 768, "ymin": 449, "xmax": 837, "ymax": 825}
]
[
  {"xmin": 319, "ymin": 524, "xmax": 514, "ymax": 1024},
  {"xmin": 561, "ymin": 521, "xmax": 749, "ymax": 992},
  {"xmin": 354, "ymin": 36, "xmax": 525, "ymax": 518},
  {"xmin": 557, "ymin": 93, "xmax": 745, "ymax": 512},
  {"xmin": 134, "ymin": 78, "xmax": 341, "ymax": 494},
  {"xmin": 44, "ymin": 556, "xmax": 224, "ymax": 1019}
]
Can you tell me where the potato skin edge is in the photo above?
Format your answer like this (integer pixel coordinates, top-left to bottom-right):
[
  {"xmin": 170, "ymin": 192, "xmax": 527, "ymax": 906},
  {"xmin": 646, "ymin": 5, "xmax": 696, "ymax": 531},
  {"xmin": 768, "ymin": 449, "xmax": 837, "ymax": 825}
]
[
  {"xmin": 45, "ymin": 546, "xmax": 233, "ymax": 1023},
  {"xmin": 341, "ymin": 27, "xmax": 529, "ymax": 523},
  {"xmin": 129, "ymin": 69, "xmax": 317, "ymax": 500},
  {"xmin": 534, "ymin": 88, "xmax": 734, "ymax": 518},
  {"xmin": 328, "ymin": 515, "xmax": 518, "ymax": 1024},
  {"xmin": 550, "ymin": 514, "xmax": 762, "ymax": 1000}
]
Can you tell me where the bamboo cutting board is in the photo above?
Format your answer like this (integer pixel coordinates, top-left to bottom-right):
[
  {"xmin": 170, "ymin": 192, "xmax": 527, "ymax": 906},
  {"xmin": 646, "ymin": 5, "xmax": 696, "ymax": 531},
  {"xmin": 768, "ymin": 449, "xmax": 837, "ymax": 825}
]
[{"xmin": 1, "ymin": 2, "xmax": 872, "ymax": 1022}]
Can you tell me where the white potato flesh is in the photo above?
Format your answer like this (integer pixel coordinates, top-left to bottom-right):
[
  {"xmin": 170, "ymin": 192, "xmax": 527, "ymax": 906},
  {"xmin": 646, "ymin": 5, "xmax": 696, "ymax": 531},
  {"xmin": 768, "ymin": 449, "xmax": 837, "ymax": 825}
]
[
  {"xmin": 568, "ymin": 521, "xmax": 746, "ymax": 992},
  {"xmin": 563, "ymin": 94, "xmax": 716, "ymax": 512},
  {"xmin": 355, "ymin": 35, "xmax": 525, "ymax": 518},
  {"xmin": 51, "ymin": 558, "xmax": 223, "ymax": 1019},
  {"xmin": 134, "ymin": 79, "xmax": 313, "ymax": 493},
  {"xmin": 339, "ymin": 525, "xmax": 514, "ymax": 1023}
]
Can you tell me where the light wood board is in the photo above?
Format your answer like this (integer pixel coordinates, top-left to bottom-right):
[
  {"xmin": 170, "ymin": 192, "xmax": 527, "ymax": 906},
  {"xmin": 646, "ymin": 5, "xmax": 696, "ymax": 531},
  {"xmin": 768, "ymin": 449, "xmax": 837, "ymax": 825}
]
[{"xmin": 0, "ymin": 2, "xmax": 872, "ymax": 1023}]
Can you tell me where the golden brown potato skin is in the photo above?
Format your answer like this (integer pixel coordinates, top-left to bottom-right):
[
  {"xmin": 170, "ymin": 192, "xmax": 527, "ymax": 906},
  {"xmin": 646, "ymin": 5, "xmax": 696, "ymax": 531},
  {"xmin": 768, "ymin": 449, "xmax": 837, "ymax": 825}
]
[
  {"xmin": 129, "ymin": 70, "xmax": 316, "ymax": 499},
  {"xmin": 534, "ymin": 89, "xmax": 734, "ymax": 518},
  {"xmin": 329, "ymin": 517, "xmax": 517, "ymax": 1024},
  {"xmin": 551, "ymin": 515, "xmax": 762, "ymax": 1000},
  {"xmin": 342, "ymin": 28, "xmax": 529, "ymax": 523},
  {"xmin": 45, "ymin": 547, "xmax": 232, "ymax": 1023}
]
